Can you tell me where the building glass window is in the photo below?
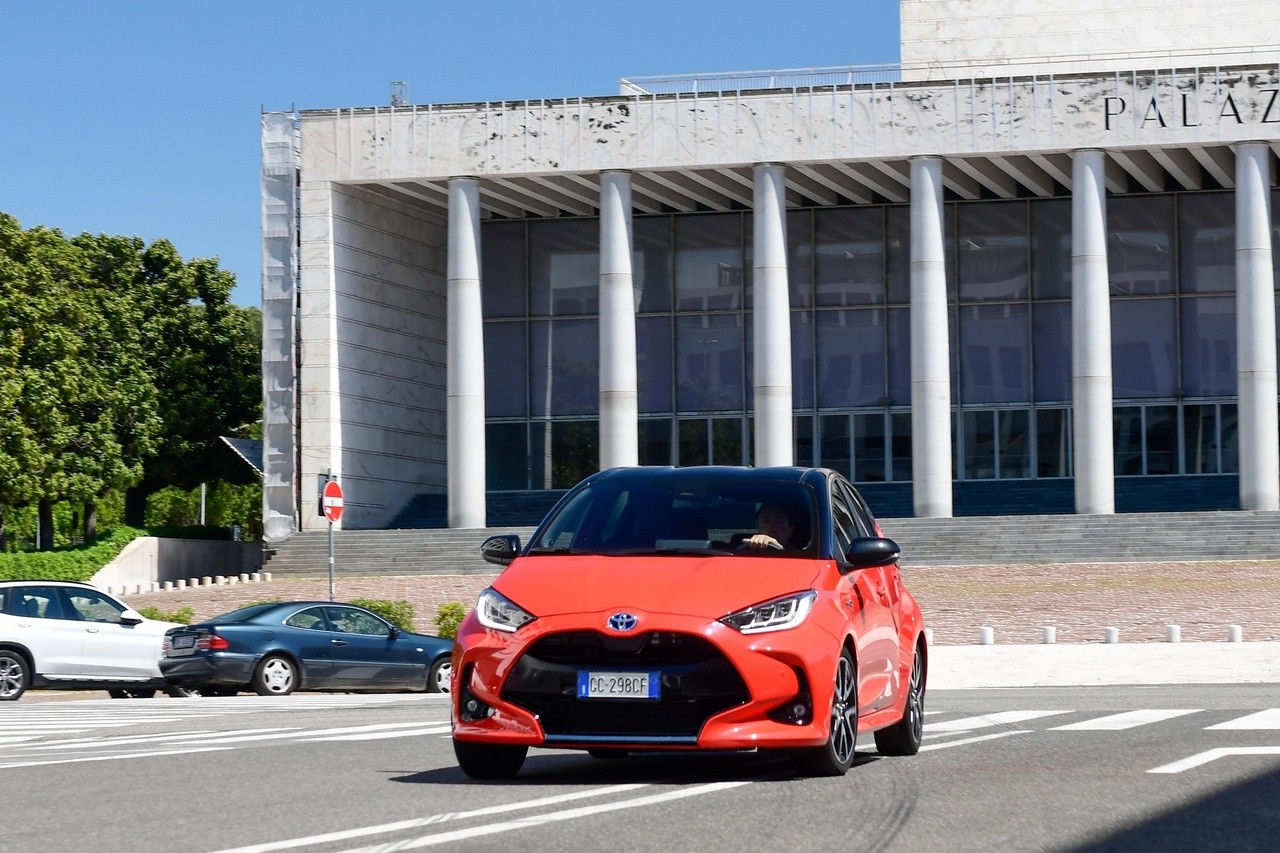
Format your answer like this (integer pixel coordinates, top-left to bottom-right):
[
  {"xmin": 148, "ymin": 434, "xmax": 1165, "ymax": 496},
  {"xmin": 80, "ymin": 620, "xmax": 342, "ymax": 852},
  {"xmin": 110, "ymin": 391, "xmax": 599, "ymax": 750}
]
[
  {"xmin": 816, "ymin": 309, "xmax": 887, "ymax": 407},
  {"xmin": 712, "ymin": 417, "xmax": 745, "ymax": 465},
  {"xmin": 794, "ymin": 414, "xmax": 815, "ymax": 466},
  {"xmin": 787, "ymin": 209, "xmax": 815, "ymax": 308},
  {"xmin": 486, "ymin": 423, "xmax": 528, "ymax": 490},
  {"xmin": 484, "ymin": 320, "xmax": 527, "ymax": 418},
  {"xmin": 957, "ymin": 201, "xmax": 1029, "ymax": 302},
  {"xmin": 678, "ymin": 418, "xmax": 709, "ymax": 465},
  {"xmin": 530, "ymin": 319, "xmax": 599, "ymax": 416},
  {"xmin": 962, "ymin": 410, "xmax": 995, "ymax": 479},
  {"xmin": 635, "ymin": 215, "xmax": 673, "ymax": 313},
  {"xmin": 638, "ymin": 418, "xmax": 673, "ymax": 465},
  {"xmin": 1036, "ymin": 408, "xmax": 1071, "ymax": 477},
  {"xmin": 791, "ymin": 311, "xmax": 816, "ymax": 409},
  {"xmin": 814, "ymin": 207, "xmax": 886, "ymax": 307},
  {"xmin": 854, "ymin": 412, "xmax": 887, "ymax": 482},
  {"xmin": 1108, "ymin": 195, "xmax": 1175, "ymax": 295},
  {"xmin": 1032, "ymin": 301, "xmax": 1071, "ymax": 403},
  {"xmin": 885, "ymin": 205, "xmax": 910, "ymax": 304},
  {"xmin": 675, "ymin": 214, "xmax": 743, "ymax": 312},
  {"xmin": 1145, "ymin": 405, "xmax": 1178, "ymax": 475},
  {"xmin": 637, "ymin": 315, "xmax": 673, "ymax": 414},
  {"xmin": 1030, "ymin": 199, "xmax": 1071, "ymax": 300},
  {"xmin": 675, "ymin": 313, "xmax": 743, "ymax": 411},
  {"xmin": 959, "ymin": 304, "xmax": 1030, "ymax": 404},
  {"xmin": 820, "ymin": 414, "xmax": 851, "ymax": 478},
  {"xmin": 481, "ymin": 222, "xmax": 527, "ymax": 318},
  {"xmin": 1112, "ymin": 298, "xmax": 1176, "ymax": 398},
  {"xmin": 998, "ymin": 410, "xmax": 1032, "ymax": 478},
  {"xmin": 1179, "ymin": 192, "xmax": 1234, "ymax": 293},
  {"xmin": 1181, "ymin": 296, "xmax": 1236, "ymax": 397},
  {"xmin": 530, "ymin": 219, "xmax": 598, "ymax": 316},
  {"xmin": 887, "ymin": 307, "xmax": 911, "ymax": 405},
  {"xmin": 890, "ymin": 412, "xmax": 912, "ymax": 482},
  {"xmin": 1114, "ymin": 406, "xmax": 1144, "ymax": 476}
]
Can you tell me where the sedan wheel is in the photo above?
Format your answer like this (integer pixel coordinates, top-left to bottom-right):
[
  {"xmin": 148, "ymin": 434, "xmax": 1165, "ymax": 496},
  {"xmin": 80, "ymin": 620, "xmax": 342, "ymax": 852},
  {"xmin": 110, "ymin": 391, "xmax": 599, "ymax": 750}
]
[
  {"xmin": 252, "ymin": 654, "xmax": 298, "ymax": 696},
  {"xmin": 794, "ymin": 647, "xmax": 858, "ymax": 776},
  {"xmin": 453, "ymin": 738, "xmax": 527, "ymax": 780},
  {"xmin": 0, "ymin": 651, "xmax": 28, "ymax": 701},
  {"xmin": 427, "ymin": 658, "xmax": 452, "ymax": 693},
  {"xmin": 874, "ymin": 642, "xmax": 926, "ymax": 756}
]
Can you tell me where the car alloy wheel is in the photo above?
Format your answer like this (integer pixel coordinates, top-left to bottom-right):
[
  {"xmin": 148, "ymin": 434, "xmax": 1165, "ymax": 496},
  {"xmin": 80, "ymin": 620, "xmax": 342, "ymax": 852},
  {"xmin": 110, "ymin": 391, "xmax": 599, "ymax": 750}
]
[
  {"xmin": 0, "ymin": 651, "xmax": 28, "ymax": 701},
  {"xmin": 252, "ymin": 654, "xmax": 298, "ymax": 696},
  {"xmin": 874, "ymin": 642, "xmax": 926, "ymax": 756},
  {"xmin": 794, "ymin": 646, "xmax": 858, "ymax": 776},
  {"xmin": 428, "ymin": 658, "xmax": 452, "ymax": 693}
]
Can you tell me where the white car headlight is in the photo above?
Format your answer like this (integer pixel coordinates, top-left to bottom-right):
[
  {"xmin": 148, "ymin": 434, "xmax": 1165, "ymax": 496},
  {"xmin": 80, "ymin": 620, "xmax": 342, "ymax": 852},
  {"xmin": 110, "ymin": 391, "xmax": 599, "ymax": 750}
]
[
  {"xmin": 475, "ymin": 588, "xmax": 535, "ymax": 633},
  {"xmin": 720, "ymin": 590, "xmax": 816, "ymax": 634}
]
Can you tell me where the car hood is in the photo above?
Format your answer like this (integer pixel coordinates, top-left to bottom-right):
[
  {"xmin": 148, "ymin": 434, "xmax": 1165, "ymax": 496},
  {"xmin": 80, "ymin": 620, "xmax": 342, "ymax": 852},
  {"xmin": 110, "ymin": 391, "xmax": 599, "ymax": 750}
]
[{"xmin": 493, "ymin": 553, "xmax": 824, "ymax": 619}]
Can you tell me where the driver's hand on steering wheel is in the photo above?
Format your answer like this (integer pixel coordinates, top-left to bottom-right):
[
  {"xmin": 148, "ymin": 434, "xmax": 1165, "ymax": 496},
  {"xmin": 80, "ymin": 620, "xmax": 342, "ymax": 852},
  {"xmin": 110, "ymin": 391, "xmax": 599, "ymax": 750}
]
[{"xmin": 741, "ymin": 534, "xmax": 784, "ymax": 550}]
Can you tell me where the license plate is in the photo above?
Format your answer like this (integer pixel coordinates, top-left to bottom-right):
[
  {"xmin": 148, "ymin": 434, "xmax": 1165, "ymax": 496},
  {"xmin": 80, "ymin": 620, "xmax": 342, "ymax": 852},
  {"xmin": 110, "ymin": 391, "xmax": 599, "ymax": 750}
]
[
  {"xmin": 173, "ymin": 636, "xmax": 195, "ymax": 648},
  {"xmin": 577, "ymin": 671, "xmax": 660, "ymax": 700}
]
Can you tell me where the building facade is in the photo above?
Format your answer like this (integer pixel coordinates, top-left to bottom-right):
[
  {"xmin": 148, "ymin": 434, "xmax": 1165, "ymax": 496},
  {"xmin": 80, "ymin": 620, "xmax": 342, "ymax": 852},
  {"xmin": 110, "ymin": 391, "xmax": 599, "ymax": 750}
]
[{"xmin": 261, "ymin": 0, "xmax": 1280, "ymax": 541}]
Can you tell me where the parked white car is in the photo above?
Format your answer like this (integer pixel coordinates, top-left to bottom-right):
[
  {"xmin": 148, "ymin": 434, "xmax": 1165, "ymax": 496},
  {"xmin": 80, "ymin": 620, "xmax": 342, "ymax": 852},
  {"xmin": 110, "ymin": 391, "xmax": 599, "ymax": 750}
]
[{"xmin": 0, "ymin": 580, "xmax": 183, "ymax": 700}]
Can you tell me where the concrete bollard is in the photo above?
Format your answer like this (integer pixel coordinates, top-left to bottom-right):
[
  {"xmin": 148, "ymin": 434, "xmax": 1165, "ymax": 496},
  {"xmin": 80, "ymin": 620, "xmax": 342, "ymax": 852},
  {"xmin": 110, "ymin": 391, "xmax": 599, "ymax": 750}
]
[
  {"xmin": 239, "ymin": 573, "xmax": 250, "ymax": 583},
  {"xmin": 979, "ymin": 626, "xmax": 995, "ymax": 645},
  {"xmin": 176, "ymin": 579, "xmax": 187, "ymax": 590},
  {"xmin": 150, "ymin": 582, "xmax": 160, "ymax": 593},
  {"xmin": 201, "ymin": 576, "xmax": 213, "ymax": 587},
  {"xmin": 133, "ymin": 585, "xmax": 144, "ymax": 596},
  {"xmin": 1228, "ymin": 625, "xmax": 1243, "ymax": 643},
  {"xmin": 1166, "ymin": 624, "xmax": 1181, "ymax": 643},
  {"xmin": 262, "ymin": 572, "xmax": 272, "ymax": 582},
  {"xmin": 1042, "ymin": 626, "xmax": 1056, "ymax": 644},
  {"xmin": 1104, "ymin": 627, "xmax": 1120, "ymax": 644},
  {"xmin": 251, "ymin": 573, "xmax": 261, "ymax": 582},
  {"xmin": 162, "ymin": 581, "xmax": 174, "ymax": 591}
]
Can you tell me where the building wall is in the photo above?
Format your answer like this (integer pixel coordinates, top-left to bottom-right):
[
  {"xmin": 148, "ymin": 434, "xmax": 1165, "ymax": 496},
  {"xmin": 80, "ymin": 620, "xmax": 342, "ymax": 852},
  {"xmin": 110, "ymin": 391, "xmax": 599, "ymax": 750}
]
[
  {"xmin": 900, "ymin": 0, "xmax": 1280, "ymax": 78},
  {"xmin": 297, "ymin": 185, "xmax": 448, "ymax": 531}
]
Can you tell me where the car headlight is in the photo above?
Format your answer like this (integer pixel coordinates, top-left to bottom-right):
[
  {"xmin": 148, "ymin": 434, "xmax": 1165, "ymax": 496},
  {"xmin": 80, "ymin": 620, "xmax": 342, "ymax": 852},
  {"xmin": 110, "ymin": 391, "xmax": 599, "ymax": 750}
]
[
  {"xmin": 720, "ymin": 590, "xmax": 816, "ymax": 634},
  {"xmin": 475, "ymin": 588, "xmax": 535, "ymax": 633}
]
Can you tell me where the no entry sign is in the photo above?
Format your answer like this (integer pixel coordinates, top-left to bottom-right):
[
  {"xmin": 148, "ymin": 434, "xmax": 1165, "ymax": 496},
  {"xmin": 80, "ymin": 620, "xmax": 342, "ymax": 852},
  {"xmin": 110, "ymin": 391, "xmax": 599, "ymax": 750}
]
[{"xmin": 322, "ymin": 479, "xmax": 344, "ymax": 523}]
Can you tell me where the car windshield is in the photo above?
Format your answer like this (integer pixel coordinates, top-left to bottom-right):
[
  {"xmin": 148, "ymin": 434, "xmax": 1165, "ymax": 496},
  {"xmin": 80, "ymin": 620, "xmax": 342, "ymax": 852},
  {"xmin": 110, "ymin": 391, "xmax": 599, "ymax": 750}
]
[{"xmin": 530, "ymin": 474, "xmax": 817, "ymax": 556}]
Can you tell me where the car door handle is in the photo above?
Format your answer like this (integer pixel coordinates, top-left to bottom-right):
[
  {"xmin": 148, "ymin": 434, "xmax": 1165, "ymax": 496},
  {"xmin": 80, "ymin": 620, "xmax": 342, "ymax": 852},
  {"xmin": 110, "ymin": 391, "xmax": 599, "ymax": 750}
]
[
  {"xmin": 331, "ymin": 639, "xmax": 347, "ymax": 646},
  {"xmin": 85, "ymin": 628, "xmax": 101, "ymax": 634}
]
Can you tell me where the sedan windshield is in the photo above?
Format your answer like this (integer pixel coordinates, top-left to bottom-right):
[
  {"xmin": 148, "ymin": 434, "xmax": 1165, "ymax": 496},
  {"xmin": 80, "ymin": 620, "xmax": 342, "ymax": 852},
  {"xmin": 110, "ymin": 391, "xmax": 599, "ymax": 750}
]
[{"xmin": 530, "ymin": 475, "xmax": 817, "ymax": 556}]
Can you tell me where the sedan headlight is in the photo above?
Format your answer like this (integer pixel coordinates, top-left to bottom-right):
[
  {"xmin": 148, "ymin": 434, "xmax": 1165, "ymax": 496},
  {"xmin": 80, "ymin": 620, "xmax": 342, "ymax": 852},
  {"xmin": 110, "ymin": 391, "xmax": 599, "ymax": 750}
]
[
  {"xmin": 475, "ymin": 588, "xmax": 535, "ymax": 632},
  {"xmin": 720, "ymin": 590, "xmax": 816, "ymax": 634}
]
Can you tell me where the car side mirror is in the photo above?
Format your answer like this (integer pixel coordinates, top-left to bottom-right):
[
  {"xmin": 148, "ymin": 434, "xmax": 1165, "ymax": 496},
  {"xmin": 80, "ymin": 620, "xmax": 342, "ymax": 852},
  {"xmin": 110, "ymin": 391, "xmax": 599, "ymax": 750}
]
[
  {"xmin": 845, "ymin": 536, "xmax": 900, "ymax": 569},
  {"xmin": 481, "ymin": 534, "xmax": 522, "ymax": 567},
  {"xmin": 388, "ymin": 626, "xmax": 400, "ymax": 639},
  {"xmin": 119, "ymin": 608, "xmax": 144, "ymax": 625}
]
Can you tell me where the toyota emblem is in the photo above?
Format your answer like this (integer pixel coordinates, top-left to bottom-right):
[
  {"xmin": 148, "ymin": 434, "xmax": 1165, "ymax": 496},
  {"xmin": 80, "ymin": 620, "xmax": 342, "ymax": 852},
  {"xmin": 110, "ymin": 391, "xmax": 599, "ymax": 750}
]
[{"xmin": 607, "ymin": 612, "xmax": 638, "ymax": 632}]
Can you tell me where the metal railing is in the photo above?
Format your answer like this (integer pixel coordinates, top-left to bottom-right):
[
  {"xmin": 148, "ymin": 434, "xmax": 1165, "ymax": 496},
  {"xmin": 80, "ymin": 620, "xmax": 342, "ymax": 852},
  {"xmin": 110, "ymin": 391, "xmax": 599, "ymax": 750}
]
[{"xmin": 619, "ymin": 64, "xmax": 902, "ymax": 96}]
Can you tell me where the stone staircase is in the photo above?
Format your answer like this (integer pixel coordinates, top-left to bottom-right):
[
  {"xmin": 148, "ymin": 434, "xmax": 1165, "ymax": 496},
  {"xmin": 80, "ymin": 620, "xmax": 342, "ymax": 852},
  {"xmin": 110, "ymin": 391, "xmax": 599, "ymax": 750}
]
[{"xmin": 260, "ymin": 510, "xmax": 1280, "ymax": 577}]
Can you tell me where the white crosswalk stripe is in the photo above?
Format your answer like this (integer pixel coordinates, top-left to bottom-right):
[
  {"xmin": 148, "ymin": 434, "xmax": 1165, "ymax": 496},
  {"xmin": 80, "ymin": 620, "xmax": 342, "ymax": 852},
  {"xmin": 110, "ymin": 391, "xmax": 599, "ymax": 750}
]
[
  {"xmin": 926, "ymin": 710, "xmax": 1073, "ymax": 732},
  {"xmin": 1205, "ymin": 708, "xmax": 1280, "ymax": 730},
  {"xmin": 1049, "ymin": 709, "xmax": 1204, "ymax": 730}
]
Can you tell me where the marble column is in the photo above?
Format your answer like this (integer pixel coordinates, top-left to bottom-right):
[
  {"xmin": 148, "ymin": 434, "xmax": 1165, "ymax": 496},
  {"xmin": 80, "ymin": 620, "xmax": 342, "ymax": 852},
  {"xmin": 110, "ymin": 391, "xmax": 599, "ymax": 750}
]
[
  {"xmin": 909, "ymin": 156, "xmax": 952, "ymax": 517},
  {"xmin": 1071, "ymin": 149, "xmax": 1114, "ymax": 514},
  {"xmin": 447, "ymin": 177, "xmax": 486, "ymax": 528},
  {"xmin": 1235, "ymin": 142, "xmax": 1279, "ymax": 510},
  {"xmin": 599, "ymin": 171, "xmax": 639, "ymax": 470},
  {"xmin": 752, "ymin": 163, "xmax": 794, "ymax": 467}
]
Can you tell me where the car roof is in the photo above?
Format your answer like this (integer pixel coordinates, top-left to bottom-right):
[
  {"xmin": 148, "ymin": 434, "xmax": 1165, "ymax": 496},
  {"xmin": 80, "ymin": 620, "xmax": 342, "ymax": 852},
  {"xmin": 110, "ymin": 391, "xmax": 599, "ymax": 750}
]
[
  {"xmin": 0, "ymin": 580, "xmax": 98, "ymax": 589},
  {"xmin": 589, "ymin": 465, "xmax": 833, "ymax": 485}
]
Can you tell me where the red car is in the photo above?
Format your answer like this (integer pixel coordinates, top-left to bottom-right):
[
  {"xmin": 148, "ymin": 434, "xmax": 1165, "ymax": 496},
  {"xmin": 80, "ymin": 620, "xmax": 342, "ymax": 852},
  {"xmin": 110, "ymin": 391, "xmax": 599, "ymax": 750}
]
[{"xmin": 451, "ymin": 465, "xmax": 927, "ymax": 779}]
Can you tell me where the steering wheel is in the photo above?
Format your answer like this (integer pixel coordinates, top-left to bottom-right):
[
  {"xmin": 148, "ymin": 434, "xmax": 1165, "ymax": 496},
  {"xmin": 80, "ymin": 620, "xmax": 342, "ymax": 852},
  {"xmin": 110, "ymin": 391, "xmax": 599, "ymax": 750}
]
[{"xmin": 736, "ymin": 538, "xmax": 785, "ymax": 551}]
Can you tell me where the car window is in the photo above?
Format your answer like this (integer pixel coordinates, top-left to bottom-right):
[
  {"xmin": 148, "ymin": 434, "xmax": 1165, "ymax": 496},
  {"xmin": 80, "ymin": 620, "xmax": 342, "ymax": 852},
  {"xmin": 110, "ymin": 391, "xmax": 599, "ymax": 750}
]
[
  {"xmin": 63, "ymin": 588, "xmax": 128, "ymax": 623},
  {"xmin": 835, "ymin": 479, "xmax": 876, "ymax": 537},
  {"xmin": 325, "ymin": 607, "xmax": 389, "ymax": 636},
  {"xmin": 285, "ymin": 607, "xmax": 328, "ymax": 631},
  {"xmin": 831, "ymin": 486, "xmax": 859, "ymax": 556},
  {"xmin": 9, "ymin": 586, "xmax": 71, "ymax": 620}
]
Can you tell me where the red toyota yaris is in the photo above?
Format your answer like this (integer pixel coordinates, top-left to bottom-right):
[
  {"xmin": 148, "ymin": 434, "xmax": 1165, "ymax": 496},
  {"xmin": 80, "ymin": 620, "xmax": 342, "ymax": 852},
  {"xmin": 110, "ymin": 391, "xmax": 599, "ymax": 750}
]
[{"xmin": 450, "ymin": 465, "xmax": 927, "ymax": 779}]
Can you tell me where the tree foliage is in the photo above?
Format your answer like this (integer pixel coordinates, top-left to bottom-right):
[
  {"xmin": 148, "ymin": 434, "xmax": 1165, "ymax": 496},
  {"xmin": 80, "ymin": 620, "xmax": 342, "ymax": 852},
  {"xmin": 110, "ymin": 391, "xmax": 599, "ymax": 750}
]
[{"xmin": 0, "ymin": 213, "xmax": 261, "ymax": 549}]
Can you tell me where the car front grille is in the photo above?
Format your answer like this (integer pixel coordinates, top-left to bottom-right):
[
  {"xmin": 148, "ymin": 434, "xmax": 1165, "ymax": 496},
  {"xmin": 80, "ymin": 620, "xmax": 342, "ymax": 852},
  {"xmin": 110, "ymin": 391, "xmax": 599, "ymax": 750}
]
[{"xmin": 501, "ymin": 631, "xmax": 750, "ymax": 740}]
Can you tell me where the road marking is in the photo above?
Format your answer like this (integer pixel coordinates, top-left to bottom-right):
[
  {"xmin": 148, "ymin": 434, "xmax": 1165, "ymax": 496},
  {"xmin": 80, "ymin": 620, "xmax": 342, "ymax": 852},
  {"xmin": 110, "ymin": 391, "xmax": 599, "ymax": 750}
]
[
  {"xmin": 1148, "ymin": 746, "xmax": 1280, "ymax": 774},
  {"xmin": 27, "ymin": 729, "xmax": 284, "ymax": 751},
  {"xmin": 211, "ymin": 784, "xmax": 655, "ymax": 852},
  {"xmin": 0, "ymin": 746, "xmax": 232, "ymax": 769},
  {"xmin": 1206, "ymin": 709, "xmax": 1280, "ymax": 730},
  {"xmin": 926, "ymin": 710, "xmax": 1072, "ymax": 732},
  {"xmin": 920, "ymin": 730, "xmax": 1033, "ymax": 751},
  {"xmin": 304, "ymin": 725, "xmax": 453, "ymax": 741},
  {"xmin": 178, "ymin": 723, "xmax": 431, "ymax": 745},
  {"xmin": 337, "ymin": 781, "xmax": 753, "ymax": 851},
  {"xmin": 1050, "ymin": 710, "xmax": 1203, "ymax": 730}
]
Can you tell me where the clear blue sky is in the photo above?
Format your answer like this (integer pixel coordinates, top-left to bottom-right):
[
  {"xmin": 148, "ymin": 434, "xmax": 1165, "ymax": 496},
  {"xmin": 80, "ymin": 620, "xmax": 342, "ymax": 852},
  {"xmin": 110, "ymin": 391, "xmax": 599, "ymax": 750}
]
[{"xmin": 1, "ymin": 1, "xmax": 900, "ymax": 308}]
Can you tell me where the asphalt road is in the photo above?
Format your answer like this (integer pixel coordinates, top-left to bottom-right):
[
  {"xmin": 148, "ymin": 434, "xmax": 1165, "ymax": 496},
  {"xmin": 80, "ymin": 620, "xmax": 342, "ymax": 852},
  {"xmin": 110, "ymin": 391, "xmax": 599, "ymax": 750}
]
[{"xmin": 2, "ymin": 686, "xmax": 1279, "ymax": 852}]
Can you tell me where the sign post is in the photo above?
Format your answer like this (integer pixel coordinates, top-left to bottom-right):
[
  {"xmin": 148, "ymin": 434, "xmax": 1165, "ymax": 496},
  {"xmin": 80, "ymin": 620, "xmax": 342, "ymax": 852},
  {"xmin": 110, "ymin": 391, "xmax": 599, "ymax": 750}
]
[{"xmin": 321, "ymin": 479, "xmax": 344, "ymax": 601}]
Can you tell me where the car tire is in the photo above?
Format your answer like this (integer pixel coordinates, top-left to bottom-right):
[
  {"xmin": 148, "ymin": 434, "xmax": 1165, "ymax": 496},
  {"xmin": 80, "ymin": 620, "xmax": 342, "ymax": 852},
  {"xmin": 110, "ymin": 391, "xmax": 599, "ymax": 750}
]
[
  {"xmin": 108, "ymin": 688, "xmax": 157, "ymax": 699},
  {"xmin": 0, "ymin": 650, "xmax": 29, "ymax": 701},
  {"xmin": 197, "ymin": 685, "xmax": 239, "ymax": 697},
  {"xmin": 453, "ymin": 738, "xmax": 527, "ymax": 779},
  {"xmin": 427, "ymin": 657, "xmax": 451, "ymax": 694},
  {"xmin": 793, "ymin": 646, "xmax": 858, "ymax": 777},
  {"xmin": 874, "ymin": 642, "xmax": 926, "ymax": 756},
  {"xmin": 252, "ymin": 654, "xmax": 298, "ymax": 696}
]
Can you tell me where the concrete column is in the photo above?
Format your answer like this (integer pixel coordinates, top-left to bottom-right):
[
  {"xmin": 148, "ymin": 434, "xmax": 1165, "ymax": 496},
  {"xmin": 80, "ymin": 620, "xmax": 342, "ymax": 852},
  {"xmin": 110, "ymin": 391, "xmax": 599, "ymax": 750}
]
[
  {"xmin": 909, "ymin": 156, "xmax": 952, "ymax": 517},
  {"xmin": 1235, "ymin": 142, "xmax": 1280, "ymax": 510},
  {"xmin": 1071, "ymin": 150, "xmax": 1114, "ymax": 514},
  {"xmin": 599, "ymin": 171, "xmax": 639, "ymax": 470},
  {"xmin": 447, "ymin": 177, "xmax": 486, "ymax": 528},
  {"xmin": 752, "ymin": 163, "xmax": 794, "ymax": 467}
]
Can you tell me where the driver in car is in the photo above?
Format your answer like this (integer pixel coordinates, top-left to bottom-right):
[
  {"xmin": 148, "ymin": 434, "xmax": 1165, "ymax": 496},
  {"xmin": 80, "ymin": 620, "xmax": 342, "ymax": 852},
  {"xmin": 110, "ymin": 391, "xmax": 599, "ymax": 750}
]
[{"xmin": 741, "ymin": 503, "xmax": 800, "ymax": 550}]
